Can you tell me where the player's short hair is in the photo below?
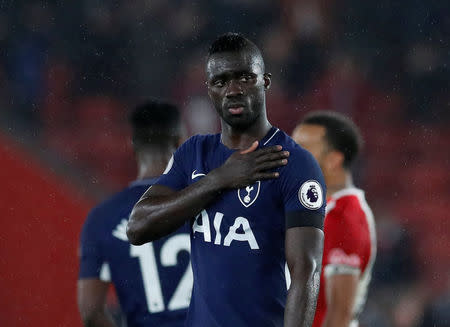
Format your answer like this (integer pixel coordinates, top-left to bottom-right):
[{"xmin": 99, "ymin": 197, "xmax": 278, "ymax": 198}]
[
  {"xmin": 208, "ymin": 33, "xmax": 264, "ymax": 68},
  {"xmin": 302, "ymin": 111, "xmax": 363, "ymax": 168},
  {"xmin": 129, "ymin": 100, "xmax": 181, "ymax": 151}
]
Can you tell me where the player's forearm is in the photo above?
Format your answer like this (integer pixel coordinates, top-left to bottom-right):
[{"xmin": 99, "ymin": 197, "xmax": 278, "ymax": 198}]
[
  {"xmin": 322, "ymin": 297, "xmax": 355, "ymax": 327},
  {"xmin": 322, "ymin": 309, "xmax": 354, "ymax": 327},
  {"xmin": 127, "ymin": 172, "xmax": 224, "ymax": 244},
  {"xmin": 81, "ymin": 310, "xmax": 116, "ymax": 327},
  {"xmin": 322, "ymin": 272, "xmax": 359, "ymax": 327},
  {"xmin": 284, "ymin": 260, "xmax": 321, "ymax": 327}
]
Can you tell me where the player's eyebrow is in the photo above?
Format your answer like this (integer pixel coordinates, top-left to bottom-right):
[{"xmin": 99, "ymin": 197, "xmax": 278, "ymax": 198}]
[{"xmin": 209, "ymin": 70, "xmax": 256, "ymax": 81}]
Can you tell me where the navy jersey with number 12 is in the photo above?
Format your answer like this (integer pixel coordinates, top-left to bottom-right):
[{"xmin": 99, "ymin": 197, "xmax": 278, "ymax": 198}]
[
  {"xmin": 156, "ymin": 127, "xmax": 326, "ymax": 327},
  {"xmin": 79, "ymin": 178, "xmax": 191, "ymax": 327}
]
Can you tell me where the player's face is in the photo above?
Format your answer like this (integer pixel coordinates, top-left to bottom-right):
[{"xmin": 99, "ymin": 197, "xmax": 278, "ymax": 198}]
[
  {"xmin": 206, "ymin": 51, "xmax": 270, "ymax": 129},
  {"xmin": 292, "ymin": 124, "xmax": 329, "ymax": 170}
]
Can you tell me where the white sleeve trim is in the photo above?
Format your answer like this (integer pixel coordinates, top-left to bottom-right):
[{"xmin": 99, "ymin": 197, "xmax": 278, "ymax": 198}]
[
  {"xmin": 99, "ymin": 262, "xmax": 111, "ymax": 282},
  {"xmin": 324, "ymin": 264, "xmax": 361, "ymax": 277}
]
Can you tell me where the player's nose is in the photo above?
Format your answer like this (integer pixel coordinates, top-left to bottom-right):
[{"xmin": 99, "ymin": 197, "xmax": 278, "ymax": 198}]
[{"xmin": 225, "ymin": 79, "xmax": 244, "ymax": 97}]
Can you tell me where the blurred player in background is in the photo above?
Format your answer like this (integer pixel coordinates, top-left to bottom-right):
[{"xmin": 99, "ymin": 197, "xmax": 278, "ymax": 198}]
[
  {"xmin": 78, "ymin": 101, "xmax": 191, "ymax": 327},
  {"xmin": 292, "ymin": 111, "xmax": 376, "ymax": 327},
  {"xmin": 127, "ymin": 33, "xmax": 325, "ymax": 327}
]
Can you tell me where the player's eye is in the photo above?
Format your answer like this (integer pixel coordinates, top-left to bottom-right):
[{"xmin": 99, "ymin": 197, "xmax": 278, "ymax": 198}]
[
  {"xmin": 239, "ymin": 75, "xmax": 253, "ymax": 83},
  {"xmin": 212, "ymin": 79, "xmax": 225, "ymax": 87}
]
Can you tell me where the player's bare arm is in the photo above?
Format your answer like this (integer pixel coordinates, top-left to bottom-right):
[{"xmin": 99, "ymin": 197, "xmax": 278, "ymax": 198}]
[
  {"xmin": 78, "ymin": 279, "xmax": 116, "ymax": 327},
  {"xmin": 284, "ymin": 227, "xmax": 324, "ymax": 327},
  {"xmin": 321, "ymin": 274, "xmax": 359, "ymax": 327},
  {"xmin": 127, "ymin": 141, "xmax": 289, "ymax": 244}
]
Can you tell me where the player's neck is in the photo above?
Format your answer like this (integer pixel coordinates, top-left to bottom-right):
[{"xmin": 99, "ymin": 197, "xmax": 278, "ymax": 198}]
[
  {"xmin": 136, "ymin": 150, "xmax": 173, "ymax": 180},
  {"xmin": 326, "ymin": 170, "xmax": 353, "ymax": 198},
  {"xmin": 220, "ymin": 116, "xmax": 272, "ymax": 150}
]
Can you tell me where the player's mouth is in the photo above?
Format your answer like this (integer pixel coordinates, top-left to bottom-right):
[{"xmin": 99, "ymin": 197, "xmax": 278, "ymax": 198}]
[
  {"xmin": 226, "ymin": 103, "xmax": 246, "ymax": 115},
  {"xmin": 228, "ymin": 106, "xmax": 244, "ymax": 115}
]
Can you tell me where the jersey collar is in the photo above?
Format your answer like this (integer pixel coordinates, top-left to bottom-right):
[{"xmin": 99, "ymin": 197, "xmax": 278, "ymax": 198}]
[
  {"xmin": 219, "ymin": 126, "xmax": 280, "ymax": 150},
  {"xmin": 259, "ymin": 126, "xmax": 280, "ymax": 147}
]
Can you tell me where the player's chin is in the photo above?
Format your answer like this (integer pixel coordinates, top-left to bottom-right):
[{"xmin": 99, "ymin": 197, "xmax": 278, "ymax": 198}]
[{"xmin": 224, "ymin": 114, "xmax": 252, "ymax": 128}]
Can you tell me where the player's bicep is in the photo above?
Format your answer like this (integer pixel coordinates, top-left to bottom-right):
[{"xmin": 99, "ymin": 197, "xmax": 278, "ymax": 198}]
[
  {"xmin": 79, "ymin": 211, "xmax": 106, "ymax": 279},
  {"xmin": 285, "ymin": 226, "xmax": 324, "ymax": 281},
  {"xmin": 77, "ymin": 278, "xmax": 110, "ymax": 319},
  {"xmin": 130, "ymin": 184, "xmax": 178, "ymax": 227}
]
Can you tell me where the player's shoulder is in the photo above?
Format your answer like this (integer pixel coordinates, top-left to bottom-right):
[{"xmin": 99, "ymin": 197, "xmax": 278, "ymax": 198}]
[
  {"xmin": 325, "ymin": 188, "xmax": 375, "ymax": 249},
  {"xmin": 270, "ymin": 127, "xmax": 316, "ymax": 162},
  {"xmin": 327, "ymin": 188, "xmax": 370, "ymax": 219},
  {"xmin": 270, "ymin": 128, "xmax": 323, "ymax": 179},
  {"xmin": 269, "ymin": 127, "xmax": 301, "ymax": 151}
]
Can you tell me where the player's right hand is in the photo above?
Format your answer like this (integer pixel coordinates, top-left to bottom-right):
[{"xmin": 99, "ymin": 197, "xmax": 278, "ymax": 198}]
[{"xmin": 211, "ymin": 141, "xmax": 289, "ymax": 189}]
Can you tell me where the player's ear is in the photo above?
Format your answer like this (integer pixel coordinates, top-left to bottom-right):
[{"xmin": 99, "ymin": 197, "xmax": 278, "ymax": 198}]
[
  {"xmin": 131, "ymin": 139, "xmax": 138, "ymax": 154},
  {"xmin": 207, "ymin": 83, "xmax": 214, "ymax": 99},
  {"xmin": 326, "ymin": 151, "xmax": 344, "ymax": 170},
  {"xmin": 263, "ymin": 73, "xmax": 271, "ymax": 90}
]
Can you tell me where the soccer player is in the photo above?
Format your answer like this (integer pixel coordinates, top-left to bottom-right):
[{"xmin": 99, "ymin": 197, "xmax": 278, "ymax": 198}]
[
  {"xmin": 127, "ymin": 33, "xmax": 326, "ymax": 327},
  {"xmin": 292, "ymin": 111, "xmax": 376, "ymax": 327},
  {"xmin": 78, "ymin": 101, "xmax": 191, "ymax": 327}
]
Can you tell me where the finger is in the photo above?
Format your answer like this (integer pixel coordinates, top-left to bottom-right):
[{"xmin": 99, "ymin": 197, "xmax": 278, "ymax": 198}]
[
  {"xmin": 254, "ymin": 145, "xmax": 283, "ymax": 156},
  {"xmin": 255, "ymin": 151, "xmax": 290, "ymax": 164},
  {"xmin": 240, "ymin": 141, "xmax": 259, "ymax": 154},
  {"xmin": 256, "ymin": 159, "xmax": 288, "ymax": 171},
  {"xmin": 254, "ymin": 171, "xmax": 280, "ymax": 180}
]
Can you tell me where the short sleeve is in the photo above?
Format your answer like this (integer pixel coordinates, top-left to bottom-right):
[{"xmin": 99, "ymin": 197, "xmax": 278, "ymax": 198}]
[
  {"xmin": 154, "ymin": 137, "xmax": 193, "ymax": 191},
  {"xmin": 78, "ymin": 209, "xmax": 107, "ymax": 280},
  {"xmin": 278, "ymin": 147, "xmax": 326, "ymax": 229},
  {"xmin": 323, "ymin": 201, "xmax": 370, "ymax": 277}
]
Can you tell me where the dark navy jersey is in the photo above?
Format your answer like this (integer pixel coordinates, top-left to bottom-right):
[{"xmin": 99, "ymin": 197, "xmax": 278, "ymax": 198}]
[
  {"xmin": 156, "ymin": 127, "xmax": 326, "ymax": 327},
  {"xmin": 79, "ymin": 178, "xmax": 191, "ymax": 327}
]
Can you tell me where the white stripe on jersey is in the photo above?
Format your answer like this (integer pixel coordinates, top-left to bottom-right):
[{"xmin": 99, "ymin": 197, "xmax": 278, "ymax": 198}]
[{"xmin": 263, "ymin": 128, "xmax": 280, "ymax": 145}]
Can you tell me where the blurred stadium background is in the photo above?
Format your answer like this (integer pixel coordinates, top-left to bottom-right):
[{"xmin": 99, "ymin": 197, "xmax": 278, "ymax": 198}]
[{"xmin": 0, "ymin": 1, "xmax": 448, "ymax": 326}]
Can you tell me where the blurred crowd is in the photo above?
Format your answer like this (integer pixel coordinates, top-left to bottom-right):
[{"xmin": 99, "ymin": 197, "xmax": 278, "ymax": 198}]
[{"xmin": 0, "ymin": 1, "xmax": 448, "ymax": 326}]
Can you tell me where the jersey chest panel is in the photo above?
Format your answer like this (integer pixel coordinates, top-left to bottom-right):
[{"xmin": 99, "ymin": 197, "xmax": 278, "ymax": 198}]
[{"xmin": 187, "ymin": 155, "xmax": 285, "ymax": 255}]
